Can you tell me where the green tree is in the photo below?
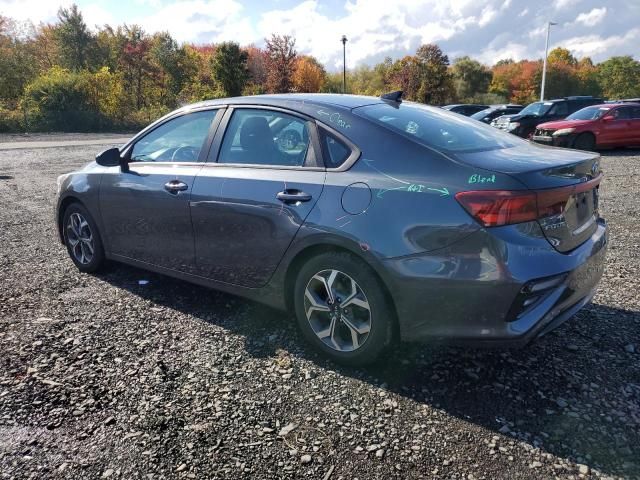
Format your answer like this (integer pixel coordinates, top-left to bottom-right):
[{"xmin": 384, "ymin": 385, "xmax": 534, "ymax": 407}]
[
  {"xmin": 451, "ymin": 56, "xmax": 491, "ymax": 102},
  {"xmin": 265, "ymin": 34, "xmax": 296, "ymax": 93},
  {"xmin": 415, "ymin": 44, "xmax": 454, "ymax": 104},
  {"xmin": 54, "ymin": 4, "xmax": 93, "ymax": 71},
  {"xmin": 210, "ymin": 41, "xmax": 248, "ymax": 97},
  {"xmin": 598, "ymin": 56, "xmax": 640, "ymax": 99},
  {"xmin": 0, "ymin": 16, "xmax": 37, "ymax": 102}
]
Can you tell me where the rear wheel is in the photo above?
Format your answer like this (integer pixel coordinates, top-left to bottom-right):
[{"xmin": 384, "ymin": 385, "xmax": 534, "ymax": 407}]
[
  {"xmin": 293, "ymin": 251, "xmax": 395, "ymax": 366},
  {"xmin": 62, "ymin": 203, "xmax": 105, "ymax": 273},
  {"xmin": 573, "ymin": 132, "xmax": 595, "ymax": 151}
]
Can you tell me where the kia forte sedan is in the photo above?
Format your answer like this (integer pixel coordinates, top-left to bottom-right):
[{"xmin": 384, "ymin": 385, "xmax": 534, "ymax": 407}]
[{"xmin": 56, "ymin": 93, "xmax": 608, "ymax": 365}]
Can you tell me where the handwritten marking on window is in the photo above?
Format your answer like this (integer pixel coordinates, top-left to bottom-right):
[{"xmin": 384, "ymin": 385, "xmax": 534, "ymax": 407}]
[{"xmin": 317, "ymin": 110, "xmax": 351, "ymax": 129}]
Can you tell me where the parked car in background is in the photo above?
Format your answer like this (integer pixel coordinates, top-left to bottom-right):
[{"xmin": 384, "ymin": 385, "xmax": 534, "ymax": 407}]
[
  {"xmin": 532, "ymin": 103, "xmax": 640, "ymax": 150},
  {"xmin": 492, "ymin": 96, "xmax": 604, "ymax": 138},
  {"xmin": 55, "ymin": 93, "xmax": 607, "ymax": 365},
  {"xmin": 470, "ymin": 104, "xmax": 523, "ymax": 124},
  {"xmin": 442, "ymin": 104, "xmax": 489, "ymax": 116}
]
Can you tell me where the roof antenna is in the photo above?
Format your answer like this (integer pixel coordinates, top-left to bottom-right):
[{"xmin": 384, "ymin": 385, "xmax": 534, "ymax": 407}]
[{"xmin": 381, "ymin": 90, "xmax": 403, "ymax": 103}]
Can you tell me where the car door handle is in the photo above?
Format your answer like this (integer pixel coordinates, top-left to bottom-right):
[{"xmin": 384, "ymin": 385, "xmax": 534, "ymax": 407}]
[
  {"xmin": 164, "ymin": 180, "xmax": 188, "ymax": 194},
  {"xmin": 276, "ymin": 190, "xmax": 312, "ymax": 203}
]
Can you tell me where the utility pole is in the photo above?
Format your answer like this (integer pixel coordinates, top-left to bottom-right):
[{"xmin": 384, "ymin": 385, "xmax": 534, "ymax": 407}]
[
  {"xmin": 341, "ymin": 35, "xmax": 348, "ymax": 94},
  {"xmin": 540, "ymin": 21, "xmax": 557, "ymax": 101}
]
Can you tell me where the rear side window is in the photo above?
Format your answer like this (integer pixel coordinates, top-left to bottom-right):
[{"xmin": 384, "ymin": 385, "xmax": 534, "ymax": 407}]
[
  {"xmin": 319, "ymin": 129, "xmax": 352, "ymax": 168},
  {"xmin": 550, "ymin": 102, "xmax": 568, "ymax": 116},
  {"xmin": 355, "ymin": 102, "xmax": 520, "ymax": 153}
]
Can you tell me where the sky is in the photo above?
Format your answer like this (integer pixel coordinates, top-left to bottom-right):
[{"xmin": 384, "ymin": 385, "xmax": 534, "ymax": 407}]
[{"xmin": 1, "ymin": 0, "xmax": 639, "ymax": 70}]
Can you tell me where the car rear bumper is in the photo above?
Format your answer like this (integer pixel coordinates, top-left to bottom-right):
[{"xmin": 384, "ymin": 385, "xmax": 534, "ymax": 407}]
[{"xmin": 383, "ymin": 218, "xmax": 608, "ymax": 346}]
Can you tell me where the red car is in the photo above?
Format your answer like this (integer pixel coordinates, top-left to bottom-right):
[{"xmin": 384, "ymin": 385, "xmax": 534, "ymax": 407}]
[{"xmin": 532, "ymin": 103, "xmax": 640, "ymax": 150}]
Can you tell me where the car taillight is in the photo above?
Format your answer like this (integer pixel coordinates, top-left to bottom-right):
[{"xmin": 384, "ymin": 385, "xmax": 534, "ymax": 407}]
[
  {"xmin": 455, "ymin": 174, "xmax": 602, "ymax": 227},
  {"xmin": 454, "ymin": 190, "xmax": 538, "ymax": 227}
]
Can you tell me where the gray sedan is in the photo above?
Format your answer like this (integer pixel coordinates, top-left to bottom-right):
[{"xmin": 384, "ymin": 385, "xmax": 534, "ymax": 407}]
[{"xmin": 56, "ymin": 93, "xmax": 607, "ymax": 365}]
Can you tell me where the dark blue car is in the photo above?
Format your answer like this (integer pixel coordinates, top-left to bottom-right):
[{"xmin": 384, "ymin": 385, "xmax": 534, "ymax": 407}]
[{"xmin": 56, "ymin": 93, "xmax": 607, "ymax": 365}]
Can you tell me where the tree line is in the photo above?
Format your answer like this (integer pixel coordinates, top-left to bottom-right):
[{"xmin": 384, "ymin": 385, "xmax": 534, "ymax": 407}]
[{"xmin": 1, "ymin": 4, "xmax": 640, "ymax": 132}]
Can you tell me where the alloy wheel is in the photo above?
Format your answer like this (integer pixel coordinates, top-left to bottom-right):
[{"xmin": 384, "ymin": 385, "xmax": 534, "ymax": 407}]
[
  {"xmin": 66, "ymin": 212, "xmax": 94, "ymax": 265},
  {"xmin": 304, "ymin": 269, "xmax": 372, "ymax": 352}
]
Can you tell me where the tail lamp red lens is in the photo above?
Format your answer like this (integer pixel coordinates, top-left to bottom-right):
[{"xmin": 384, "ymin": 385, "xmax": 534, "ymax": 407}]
[{"xmin": 455, "ymin": 174, "xmax": 602, "ymax": 228}]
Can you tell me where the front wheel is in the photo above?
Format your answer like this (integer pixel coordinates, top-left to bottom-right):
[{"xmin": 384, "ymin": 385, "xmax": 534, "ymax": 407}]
[
  {"xmin": 293, "ymin": 251, "xmax": 395, "ymax": 366},
  {"xmin": 573, "ymin": 132, "xmax": 596, "ymax": 151},
  {"xmin": 62, "ymin": 203, "xmax": 105, "ymax": 273}
]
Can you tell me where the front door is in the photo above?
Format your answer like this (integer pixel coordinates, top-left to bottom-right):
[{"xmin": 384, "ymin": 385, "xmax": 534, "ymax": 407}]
[
  {"xmin": 99, "ymin": 109, "xmax": 220, "ymax": 272},
  {"xmin": 599, "ymin": 106, "xmax": 632, "ymax": 146},
  {"xmin": 190, "ymin": 107, "xmax": 325, "ymax": 287}
]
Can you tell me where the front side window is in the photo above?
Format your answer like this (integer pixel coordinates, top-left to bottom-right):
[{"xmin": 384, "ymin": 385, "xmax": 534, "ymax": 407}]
[
  {"xmin": 217, "ymin": 109, "xmax": 310, "ymax": 167},
  {"xmin": 131, "ymin": 110, "xmax": 217, "ymax": 162},
  {"xmin": 355, "ymin": 102, "xmax": 522, "ymax": 153},
  {"xmin": 614, "ymin": 107, "xmax": 632, "ymax": 119},
  {"xmin": 566, "ymin": 106, "xmax": 610, "ymax": 120}
]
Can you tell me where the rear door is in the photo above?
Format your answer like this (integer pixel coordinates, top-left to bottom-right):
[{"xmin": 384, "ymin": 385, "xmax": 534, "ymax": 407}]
[
  {"xmin": 99, "ymin": 108, "xmax": 222, "ymax": 271},
  {"xmin": 190, "ymin": 106, "xmax": 326, "ymax": 287}
]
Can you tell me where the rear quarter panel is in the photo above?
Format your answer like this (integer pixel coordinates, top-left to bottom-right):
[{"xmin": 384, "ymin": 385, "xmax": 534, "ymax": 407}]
[{"xmin": 289, "ymin": 114, "xmax": 530, "ymax": 260}]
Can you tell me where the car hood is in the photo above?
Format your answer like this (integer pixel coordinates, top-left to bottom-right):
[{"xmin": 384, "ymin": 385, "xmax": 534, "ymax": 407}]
[
  {"xmin": 537, "ymin": 119, "xmax": 593, "ymax": 130},
  {"xmin": 493, "ymin": 114, "xmax": 517, "ymax": 124}
]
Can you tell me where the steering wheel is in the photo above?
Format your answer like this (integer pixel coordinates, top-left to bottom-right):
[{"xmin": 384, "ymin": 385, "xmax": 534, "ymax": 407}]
[
  {"xmin": 277, "ymin": 130, "xmax": 302, "ymax": 152},
  {"xmin": 171, "ymin": 145, "xmax": 199, "ymax": 161}
]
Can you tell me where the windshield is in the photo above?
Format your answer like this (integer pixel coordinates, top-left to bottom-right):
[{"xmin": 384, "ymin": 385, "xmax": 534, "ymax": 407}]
[
  {"xmin": 567, "ymin": 106, "xmax": 610, "ymax": 120},
  {"xmin": 355, "ymin": 102, "xmax": 522, "ymax": 153},
  {"xmin": 470, "ymin": 108, "xmax": 493, "ymax": 120},
  {"xmin": 519, "ymin": 102, "xmax": 553, "ymax": 117}
]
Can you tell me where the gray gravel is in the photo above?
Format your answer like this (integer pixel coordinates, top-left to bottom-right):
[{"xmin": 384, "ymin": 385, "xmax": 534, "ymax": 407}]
[{"xmin": 0, "ymin": 137, "xmax": 639, "ymax": 479}]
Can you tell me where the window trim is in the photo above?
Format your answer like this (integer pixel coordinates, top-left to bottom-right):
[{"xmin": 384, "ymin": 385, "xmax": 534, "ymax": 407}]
[
  {"xmin": 120, "ymin": 106, "xmax": 226, "ymax": 165},
  {"xmin": 205, "ymin": 105, "xmax": 325, "ymax": 171},
  {"xmin": 315, "ymin": 122, "xmax": 361, "ymax": 172}
]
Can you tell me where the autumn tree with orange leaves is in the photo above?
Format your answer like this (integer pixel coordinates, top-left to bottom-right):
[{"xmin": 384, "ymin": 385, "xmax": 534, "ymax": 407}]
[{"xmin": 292, "ymin": 55, "xmax": 326, "ymax": 93}]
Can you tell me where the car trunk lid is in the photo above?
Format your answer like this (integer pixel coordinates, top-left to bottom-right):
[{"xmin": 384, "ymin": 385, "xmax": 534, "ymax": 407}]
[{"xmin": 453, "ymin": 143, "xmax": 602, "ymax": 252}]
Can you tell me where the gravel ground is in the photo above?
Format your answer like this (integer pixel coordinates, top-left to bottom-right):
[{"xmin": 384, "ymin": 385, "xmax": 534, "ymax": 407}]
[{"xmin": 0, "ymin": 137, "xmax": 638, "ymax": 480}]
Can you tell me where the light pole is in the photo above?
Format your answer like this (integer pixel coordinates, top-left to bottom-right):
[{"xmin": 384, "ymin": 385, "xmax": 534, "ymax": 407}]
[
  {"xmin": 341, "ymin": 35, "xmax": 348, "ymax": 94},
  {"xmin": 540, "ymin": 21, "xmax": 557, "ymax": 101}
]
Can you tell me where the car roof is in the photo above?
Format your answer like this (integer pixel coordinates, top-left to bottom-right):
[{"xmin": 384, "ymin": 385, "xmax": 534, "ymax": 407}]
[
  {"xmin": 182, "ymin": 93, "xmax": 384, "ymax": 112},
  {"xmin": 596, "ymin": 102, "xmax": 640, "ymax": 108}
]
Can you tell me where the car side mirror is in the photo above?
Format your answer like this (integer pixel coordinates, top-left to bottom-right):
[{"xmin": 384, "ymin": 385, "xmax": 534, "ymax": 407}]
[
  {"xmin": 96, "ymin": 147, "xmax": 123, "ymax": 167},
  {"xmin": 602, "ymin": 115, "xmax": 615, "ymax": 122}
]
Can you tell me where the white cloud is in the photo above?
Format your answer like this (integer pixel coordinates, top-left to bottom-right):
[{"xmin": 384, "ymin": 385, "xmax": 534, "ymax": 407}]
[
  {"xmin": 476, "ymin": 41, "xmax": 531, "ymax": 64},
  {"xmin": 574, "ymin": 7, "xmax": 607, "ymax": 27},
  {"xmin": 528, "ymin": 25, "xmax": 546, "ymax": 38},
  {"xmin": 554, "ymin": 0, "xmax": 581, "ymax": 10},
  {"xmin": 0, "ymin": 0, "xmax": 70, "ymax": 24},
  {"xmin": 561, "ymin": 28, "xmax": 640, "ymax": 58},
  {"xmin": 135, "ymin": 0, "xmax": 255, "ymax": 45}
]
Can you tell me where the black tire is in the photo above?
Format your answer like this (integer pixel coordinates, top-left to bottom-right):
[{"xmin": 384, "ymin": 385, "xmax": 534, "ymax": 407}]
[
  {"xmin": 62, "ymin": 203, "xmax": 105, "ymax": 273},
  {"xmin": 573, "ymin": 132, "xmax": 596, "ymax": 151},
  {"xmin": 293, "ymin": 251, "xmax": 395, "ymax": 366}
]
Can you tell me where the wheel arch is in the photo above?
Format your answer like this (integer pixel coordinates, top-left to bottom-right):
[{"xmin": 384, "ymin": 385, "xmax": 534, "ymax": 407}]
[
  {"xmin": 283, "ymin": 241, "xmax": 400, "ymax": 338},
  {"xmin": 57, "ymin": 195, "xmax": 87, "ymax": 244}
]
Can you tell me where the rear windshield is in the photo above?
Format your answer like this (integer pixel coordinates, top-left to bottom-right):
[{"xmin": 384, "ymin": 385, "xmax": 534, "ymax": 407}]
[
  {"xmin": 470, "ymin": 108, "xmax": 493, "ymax": 120},
  {"xmin": 567, "ymin": 106, "xmax": 610, "ymax": 120},
  {"xmin": 355, "ymin": 102, "xmax": 520, "ymax": 153}
]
